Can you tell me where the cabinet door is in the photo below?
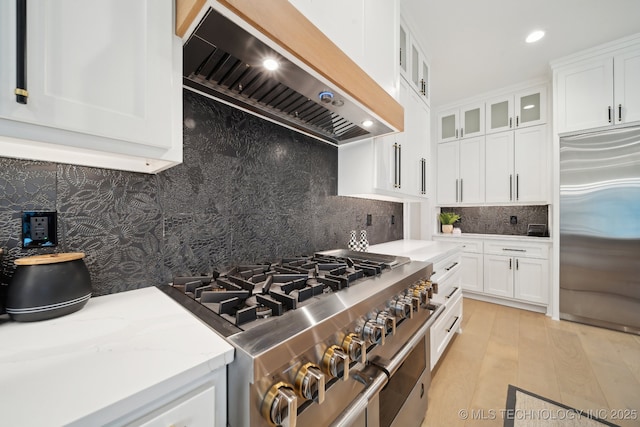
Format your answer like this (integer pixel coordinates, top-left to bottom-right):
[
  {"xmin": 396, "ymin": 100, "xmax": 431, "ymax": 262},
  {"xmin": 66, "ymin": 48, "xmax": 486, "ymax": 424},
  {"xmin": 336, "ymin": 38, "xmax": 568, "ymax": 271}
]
[
  {"xmin": 399, "ymin": 20, "xmax": 409, "ymax": 79},
  {"xmin": 436, "ymin": 142, "xmax": 459, "ymax": 204},
  {"xmin": 514, "ymin": 257, "xmax": 548, "ymax": 304},
  {"xmin": 514, "ymin": 85, "xmax": 547, "ymax": 128},
  {"xmin": 460, "ymin": 252, "xmax": 483, "ymax": 292},
  {"xmin": 555, "ymin": 56, "xmax": 614, "ymax": 133},
  {"xmin": 458, "ymin": 136, "xmax": 485, "ymax": 203},
  {"xmin": 484, "ymin": 131, "xmax": 514, "ymax": 203},
  {"xmin": 460, "ymin": 102, "xmax": 485, "ymax": 139},
  {"xmin": 484, "ymin": 255, "xmax": 514, "ymax": 298},
  {"xmin": 400, "ymin": 79, "xmax": 421, "ymax": 197},
  {"xmin": 0, "ymin": 0, "xmax": 175, "ymax": 149},
  {"xmin": 514, "ymin": 125, "xmax": 548, "ymax": 203},
  {"xmin": 128, "ymin": 383, "xmax": 216, "ymax": 427},
  {"xmin": 408, "ymin": 88, "xmax": 430, "ymax": 197},
  {"xmin": 614, "ymin": 48, "xmax": 640, "ymax": 124},
  {"xmin": 485, "ymin": 95, "xmax": 514, "ymax": 134},
  {"xmin": 438, "ymin": 108, "xmax": 459, "ymax": 143},
  {"xmin": 375, "ymin": 133, "xmax": 400, "ymax": 192},
  {"xmin": 420, "ymin": 57, "xmax": 430, "ymax": 105}
]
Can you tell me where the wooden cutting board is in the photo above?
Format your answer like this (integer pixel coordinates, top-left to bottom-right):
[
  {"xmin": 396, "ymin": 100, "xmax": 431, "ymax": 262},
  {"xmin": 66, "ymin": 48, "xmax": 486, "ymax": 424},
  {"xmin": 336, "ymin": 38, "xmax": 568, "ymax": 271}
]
[{"xmin": 14, "ymin": 252, "xmax": 85, "ymax": 266}]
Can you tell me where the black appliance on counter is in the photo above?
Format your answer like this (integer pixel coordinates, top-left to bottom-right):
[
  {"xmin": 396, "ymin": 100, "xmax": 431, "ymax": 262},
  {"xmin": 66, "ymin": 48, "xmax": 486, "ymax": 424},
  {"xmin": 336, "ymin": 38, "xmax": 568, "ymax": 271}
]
[{"xmin": 161, "ymin": 250, "xmax": 442, "ymax": 427}]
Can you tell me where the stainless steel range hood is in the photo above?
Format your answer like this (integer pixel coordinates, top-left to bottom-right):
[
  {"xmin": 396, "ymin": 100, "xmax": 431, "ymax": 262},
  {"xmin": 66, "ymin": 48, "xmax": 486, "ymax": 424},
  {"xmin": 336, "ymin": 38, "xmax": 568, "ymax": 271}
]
[{"xmin": 182, "ymin": 6, "xmax": 400, "ymax": 145}]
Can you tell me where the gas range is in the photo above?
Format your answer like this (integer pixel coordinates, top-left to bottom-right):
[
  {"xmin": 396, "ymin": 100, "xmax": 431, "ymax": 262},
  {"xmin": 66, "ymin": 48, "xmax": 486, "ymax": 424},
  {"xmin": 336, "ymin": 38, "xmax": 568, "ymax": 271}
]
[{"xmin": 161, "ymin": 249, "xmax": 443, "ymax": 427}]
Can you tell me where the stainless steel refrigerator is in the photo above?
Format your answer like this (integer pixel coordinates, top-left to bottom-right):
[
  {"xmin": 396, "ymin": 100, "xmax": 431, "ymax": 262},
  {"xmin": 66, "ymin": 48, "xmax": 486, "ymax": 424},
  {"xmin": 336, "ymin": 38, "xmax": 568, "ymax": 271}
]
[{"xmin": 560, "ymin": 125, "xmax": 640, "ymax": 334}]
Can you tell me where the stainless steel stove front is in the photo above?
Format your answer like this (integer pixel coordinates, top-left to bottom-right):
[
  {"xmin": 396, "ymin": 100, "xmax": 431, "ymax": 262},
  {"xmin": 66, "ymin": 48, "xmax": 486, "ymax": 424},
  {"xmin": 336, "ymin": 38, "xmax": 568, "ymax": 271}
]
[{"xmin": 225, "ymin": 260, "xmax": 442, "ymax": 427}]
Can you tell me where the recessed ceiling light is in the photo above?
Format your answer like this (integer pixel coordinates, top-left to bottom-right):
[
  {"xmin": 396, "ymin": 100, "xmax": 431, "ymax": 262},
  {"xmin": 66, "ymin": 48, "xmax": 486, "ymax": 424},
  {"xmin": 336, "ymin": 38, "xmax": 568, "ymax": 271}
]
[
  {"xmin": 263, "ymin": 58, "xmax": 279, "ymax": 70},
  {"xmin": 526, "ymin": 30, "xmax": 545, "ymax": 43},
  {"xmin": 523, "ymin": 104, "xmax": 535, "ymax": 110},
  {"xmin": 362, "ymin": 120, "xmax": 374, "ymax": 128}
]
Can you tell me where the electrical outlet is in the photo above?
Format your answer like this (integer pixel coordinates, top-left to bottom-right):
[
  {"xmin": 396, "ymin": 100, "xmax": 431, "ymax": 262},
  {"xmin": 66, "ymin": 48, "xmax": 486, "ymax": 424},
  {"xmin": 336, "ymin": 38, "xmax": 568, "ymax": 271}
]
[
  {"xmin": 510, "ymin": 215, "xmax": 518, "ymax": 225},
  {"xmin": 22, "ymin": 211, "xmax": 58, "ymax": 248},
  {"xmin": 366, "ymin": 214, "xmax": 372, "ymax": 226},
  {"xmin": 31, "ymin": 216, "xmax": 49, "ymax": 240}
]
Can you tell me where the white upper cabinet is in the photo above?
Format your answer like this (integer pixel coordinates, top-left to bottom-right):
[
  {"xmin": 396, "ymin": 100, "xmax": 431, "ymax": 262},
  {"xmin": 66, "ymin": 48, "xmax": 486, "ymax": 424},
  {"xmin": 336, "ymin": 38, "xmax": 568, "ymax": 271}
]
[
  {"xmin": 485, "ymin": 125, "xmax": 548, "ymax": 204},
  {"xmin": 436, "ymin": 136, "xmax": 484, "ymax": 205},
  {"xmin": 0, "ymin": 0, "xmax": 182, "ymax": 173},
  {"xmin": 437, "ymin": 102, "xmax": 484, "ymax": 142},
  {"xmin": 289, "ymin": 0, "xmax": 399, "ymax": 98},
  {"xmin": 400, "ymin": 17, "xmax": 430, "ymax": 105},
  {"xmin": 553, "ymin": 34, "xmax": 640, "ymax": 134},
  {"xmin": 485, "ymin": 85, "xmax": 547, "ymax": 134},
  {"xmin": 338, "ymin": 77, "xmax": 429, "ymax": 201}
]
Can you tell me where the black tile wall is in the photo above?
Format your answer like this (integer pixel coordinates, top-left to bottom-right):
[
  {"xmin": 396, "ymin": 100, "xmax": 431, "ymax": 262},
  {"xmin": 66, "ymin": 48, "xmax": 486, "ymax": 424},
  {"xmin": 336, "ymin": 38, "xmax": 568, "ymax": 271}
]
[
  {"xmin": 439, "ymin": 205, "xmax": 549, "ymax": 235},
  {"xmin": 0, "ymin": 90, "xmax": 403, "ymax": 298}
]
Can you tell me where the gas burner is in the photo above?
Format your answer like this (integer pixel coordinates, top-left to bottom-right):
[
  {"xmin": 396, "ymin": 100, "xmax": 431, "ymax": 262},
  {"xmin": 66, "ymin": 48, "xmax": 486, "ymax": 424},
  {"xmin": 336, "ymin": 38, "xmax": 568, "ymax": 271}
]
[{"xmin": 170, "ymin": 251, "xmax": 406, "ymax": 329}]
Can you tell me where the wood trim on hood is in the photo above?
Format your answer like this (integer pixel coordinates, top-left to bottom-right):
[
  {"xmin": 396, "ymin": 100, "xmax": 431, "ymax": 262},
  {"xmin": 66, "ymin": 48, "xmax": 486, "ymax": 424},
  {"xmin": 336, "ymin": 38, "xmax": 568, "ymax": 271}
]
[{"xmin": 176, "ymin": 0, "xmax": 404, "ymax": 133}]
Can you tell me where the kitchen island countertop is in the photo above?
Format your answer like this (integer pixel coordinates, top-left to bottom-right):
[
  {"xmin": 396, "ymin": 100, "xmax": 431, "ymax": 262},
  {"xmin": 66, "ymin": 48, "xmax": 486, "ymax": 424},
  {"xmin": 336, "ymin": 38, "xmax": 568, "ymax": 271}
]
[
  {"xmin": 0, "ymin": 286, "xmax": 234, "ymax": 426},
  {"xmin": 369, "ymin": 239, "xmax": 462, "ymax": 263}
]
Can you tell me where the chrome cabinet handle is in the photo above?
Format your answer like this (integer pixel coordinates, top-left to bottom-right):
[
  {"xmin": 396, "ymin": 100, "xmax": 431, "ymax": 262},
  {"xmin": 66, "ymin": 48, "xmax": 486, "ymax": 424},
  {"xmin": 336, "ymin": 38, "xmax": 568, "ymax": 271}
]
[
  {"xmin": 516, "ymin": 174, "xmax": 519, "ymax": 200},
  {"xmin": 460, "ymin": 179, "xmax": 463, "ymax": 202},
  {"xmin": 446, "ymin": 316, "xmax": 460, "ymax": 333},
  {"xmin": 455, "ymin": 179, "xmax": 459, "ymax": 202},
  {"xmin": 516, "ymin": 116, "xmax": 519, "ymax": 127},
  {"xmin": 509, "ymin": 117, "xmax": 512, "ymax": 128},
  {"xmin": 461, "ymin": 127, "xmax": 464, "ymax": 138},
  {"xmin": 15, "ymin": 0, "xmax": 28, "ymax": 104},
  {"xmin": 516, "ymin": 259, "xmax": 519, "ymax": 270},
  {"xmin": 455, "ymin": 128, "xmax": 458, "ymax": 138},
  {"xmin": 445, "ymin": 262, "xmax": 459, "ymax": 271},
  {"xmin": 608, "ymin": 106, "xmax": 612, "ymax": 123},
  {"xmin": 502, "ymin": 248, "xmax": 526, "ymax": 252},
  {"xmin": 393, "ymin": 143, "xmax": 399, "ymax": 188},
  {"xmin": 619, "ymin": 104, "xmax": 622, "ymax": 122},
  {"xmin": 509, "ymin": 258, "xmax": 512, "ymax": 269},
  {"xmin": 510, "ymin": 174, "xmax": 513, "ymax": 201},
  {"xmin": 398, "ymin": 144, "xmax": 401, "ymax": 189}
]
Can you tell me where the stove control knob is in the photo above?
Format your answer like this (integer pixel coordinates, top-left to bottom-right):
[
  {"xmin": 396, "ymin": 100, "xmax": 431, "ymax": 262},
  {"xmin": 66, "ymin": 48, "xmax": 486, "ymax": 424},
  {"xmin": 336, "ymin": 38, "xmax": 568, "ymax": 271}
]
[
  {"xmin": 411, "ymin": 287, "xmax": 429, "ymax": 305},
  {"xmin": 359, "ymin": 320, "xmax": 385, "ymax": 345},
  {"xmin": 404, "ymin": 294, "xmax": 421, "ymax": 313},
  {"xmin": 376, "ymin": 311, "xmax": 396, "ymax": 336},
  {"xmin": 342, "ymin": 333, "xmax": 366, "ymax": 364},
  {"xmin": 261, "ymin": 382, "xmax": 297, "ymax": 427},
  {"xmin": 322, "ymin": 345, "xmax": 349, "ymax": 381},
  {"xmin": 390, "ymin": 298, "xmax": 412, "ymax": 319},
  {"xmin": 294, "ymin": 363, "xmax": 325, "ymax": 404}
]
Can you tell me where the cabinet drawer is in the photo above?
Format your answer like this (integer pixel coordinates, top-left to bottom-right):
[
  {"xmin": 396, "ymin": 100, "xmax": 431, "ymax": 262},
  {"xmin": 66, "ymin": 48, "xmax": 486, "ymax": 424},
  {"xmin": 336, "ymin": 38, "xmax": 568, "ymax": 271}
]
[
  {"xmin": 457, "ymin": 239, "xmax": 483, "ymax": 253},
  {"xmin": 432, "ymin": 253, "xmax": 461, "ymax": 282},
  {"xmin": 483, "ymin": 241, "xmax": 549, "ymax": 259},
  {"xmin": 431, "ymin": 289, "xmax": 462, "ymax": 370}
]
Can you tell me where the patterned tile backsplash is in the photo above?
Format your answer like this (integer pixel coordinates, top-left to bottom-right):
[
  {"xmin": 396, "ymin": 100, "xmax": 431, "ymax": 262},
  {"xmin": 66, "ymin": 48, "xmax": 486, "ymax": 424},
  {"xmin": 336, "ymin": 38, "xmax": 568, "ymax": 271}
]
[
  {"xmin": 439, "ymin": 205, "xmax": 549, "ymax": 235},
  {"xmin": 0, "ymin": 90, "xmax": 403, "ymax": 298}
]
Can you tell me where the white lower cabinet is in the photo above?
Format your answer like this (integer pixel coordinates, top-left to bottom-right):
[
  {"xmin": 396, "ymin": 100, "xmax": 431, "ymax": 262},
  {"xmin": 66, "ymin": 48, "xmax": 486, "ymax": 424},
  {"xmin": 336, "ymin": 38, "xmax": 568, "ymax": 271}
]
[
  {"xmin": 460, "ymin": 252, "xmax": 483, "ymax": 293},
  {"xmin": 127, "ymin": 383, "xmax": 216, "ymax": 427},
  {"xmin": 434, "ymin": 236, "xmax": 551, "ymax": 311},
  {"xmin": 431, "ymin": 289, "xmax": 462, "ymax": 370},
  {"xmin": 484, "ymin": 255, "xmax": 548, "ymax": 304}
]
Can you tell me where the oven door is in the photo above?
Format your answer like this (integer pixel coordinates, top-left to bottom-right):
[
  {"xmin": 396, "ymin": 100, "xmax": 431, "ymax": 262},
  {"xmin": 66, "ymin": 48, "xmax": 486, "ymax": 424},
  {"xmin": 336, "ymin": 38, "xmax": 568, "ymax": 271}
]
[{"xmin": 378, "ymin": 331, "xmax": 430, "ymax": 427}]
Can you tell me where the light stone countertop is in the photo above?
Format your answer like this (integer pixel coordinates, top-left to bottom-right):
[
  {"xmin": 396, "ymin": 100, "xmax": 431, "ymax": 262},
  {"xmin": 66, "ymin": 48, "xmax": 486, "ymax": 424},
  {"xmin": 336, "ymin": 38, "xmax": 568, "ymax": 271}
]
[
  {"xmin": 369, "ymin": 239, "xmax": 462, "ymax": 263},
  {"xmin": 433, "ymin": 232, "xmax": 553, "ymax": 243},
  {"xmin": 0, "ymin": 286, "xmax": 234, "ymax": 426}
]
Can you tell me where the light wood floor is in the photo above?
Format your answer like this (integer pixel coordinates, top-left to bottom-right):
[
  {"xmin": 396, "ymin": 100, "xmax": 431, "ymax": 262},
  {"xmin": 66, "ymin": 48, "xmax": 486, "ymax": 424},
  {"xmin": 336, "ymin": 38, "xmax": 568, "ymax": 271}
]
[{"xmin": 423, "ymin": 298, "xmax": 640, "ymax": 427}]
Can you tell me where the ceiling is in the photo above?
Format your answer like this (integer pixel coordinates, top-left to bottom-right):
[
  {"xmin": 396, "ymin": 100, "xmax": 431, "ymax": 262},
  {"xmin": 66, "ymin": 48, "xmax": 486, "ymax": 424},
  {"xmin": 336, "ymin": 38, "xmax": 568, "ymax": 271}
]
[{"xmin": 401, "ymin": 0, "xmax": 640, "ymax": 109}]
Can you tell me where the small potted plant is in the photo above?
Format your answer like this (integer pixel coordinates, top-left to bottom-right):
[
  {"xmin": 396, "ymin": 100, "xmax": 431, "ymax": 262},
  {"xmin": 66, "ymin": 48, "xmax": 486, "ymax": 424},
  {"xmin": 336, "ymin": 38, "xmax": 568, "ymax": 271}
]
[{"xmin": 439, "ymin": 212, "xmax": 461, "ymax": 233}]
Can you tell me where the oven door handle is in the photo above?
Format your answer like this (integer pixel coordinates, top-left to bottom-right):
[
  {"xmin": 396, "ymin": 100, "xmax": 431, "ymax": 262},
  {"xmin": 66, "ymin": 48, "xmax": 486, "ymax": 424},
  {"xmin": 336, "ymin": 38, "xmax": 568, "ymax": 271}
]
[
  {"xmin": 372, "ymin": 304, "xmax": 445, "ymax": 377},
  {"xmin": 329, "ymin": 365, "xmax": 388, "ymax": 427}
]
